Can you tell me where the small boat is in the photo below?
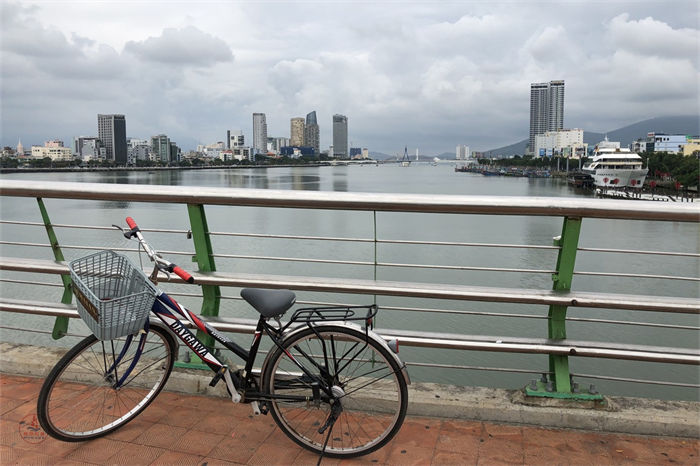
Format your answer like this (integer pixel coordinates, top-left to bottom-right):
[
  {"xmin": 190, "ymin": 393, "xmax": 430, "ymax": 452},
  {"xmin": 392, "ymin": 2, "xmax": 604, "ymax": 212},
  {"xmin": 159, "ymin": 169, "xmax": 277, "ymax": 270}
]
[{"xmin": 567, "ymin": 171, "xmax": 595, "ymax": 188}]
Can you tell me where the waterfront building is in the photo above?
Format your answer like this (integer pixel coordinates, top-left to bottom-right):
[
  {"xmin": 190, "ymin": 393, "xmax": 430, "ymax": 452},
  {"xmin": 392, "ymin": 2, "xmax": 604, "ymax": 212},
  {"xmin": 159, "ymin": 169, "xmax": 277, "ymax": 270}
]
[
  {"xmin": 280, "ymin": 146, "xmax": 314, "ymax": 158},
  {"xmin": 127, "ymin": 144, "xmax": 150, "ymax": 164},
  {"xmin": 151, "ymin": 134, "xmax": 171, "ymax": 163},
  {"xmin": 350, "ymin": 147, "xmax": 362, "ymax": 158},
  {"xmin": 362, "ymin": 148, "xmax": 369, "ymax": 159},
  {"xmin": 456, "ymin": 145, "xmax": 470, "ymax": 160},
  {"xmin": 45, "ymin": 140, "xmax": 64, "ymax": 148},
  {"xmin": 97, "ymin": 114, "xmax": 127, "ymax": 164},
  {"xmin": 304, "ymin": 111, "xmax": 320, "ymax": 155},
  {"xmin": 231, "ymin": 146, "xmax": 252, "ymax": 162},
  {"xmin": 645, "ymin": 133, "xmax": 688, "ymax": 154},
  {"xmin": 290, "ymin": 117, "xmax": 305, "ymax": 147},
  {"xmin": 267, "ymin": 137, "xmax": 290, "ymax": 154},
  {"xmin": 682, "ymin": 137, "xmax": 700, "ymax": 156},
  {"xmin": 31, "ymin": 145, "xmax": 73, "ymax": 161},
  {"xmin": 228, "ymin": 130, "xmax": 244, "ymax": 149},
  {"xmin": 127, "ymin": 138, "xmax": 151, "ymax": 164},
  {"xmin": 169, "ymin": 142, "xmax": 180, "ymax": 164},
  {"xmin": 534, "ymin": 129, "xmax": 586, "ymax": 158},
  {"xmin": 631, "ymin": 138, "xmax": 648, "ymax": 154},
  {"xmin": 528, "ymin": 81, "xmax": 564, "ymax": 154},
  {"xmin": 332, "ymin": 114, "xmax": 348, "ymax": 158},
  {"xmin": 75, "ymin": 137, "xmax": 106, "ymax": 161},
  {"xmin": 252, "ymin": 113, "xmax": 267, "ymax": 155}
]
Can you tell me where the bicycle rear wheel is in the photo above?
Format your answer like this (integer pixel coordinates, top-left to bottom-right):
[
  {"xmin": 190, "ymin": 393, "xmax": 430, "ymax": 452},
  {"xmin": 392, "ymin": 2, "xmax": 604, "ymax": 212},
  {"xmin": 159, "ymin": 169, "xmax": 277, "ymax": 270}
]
[
  {"xmin": 37, "ymin": 325, "xmax": 176, "ymax": 441},
  {"xmin": 262, "ymin": 325, "xmax": 408, "ymax": 458}
]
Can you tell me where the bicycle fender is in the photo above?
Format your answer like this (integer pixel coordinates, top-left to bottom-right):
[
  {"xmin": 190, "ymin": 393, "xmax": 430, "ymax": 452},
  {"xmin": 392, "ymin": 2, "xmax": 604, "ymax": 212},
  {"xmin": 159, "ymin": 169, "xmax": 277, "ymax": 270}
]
[{"xmin": 264, "ymin": 322, "xmax": 411, "ymax": 385}]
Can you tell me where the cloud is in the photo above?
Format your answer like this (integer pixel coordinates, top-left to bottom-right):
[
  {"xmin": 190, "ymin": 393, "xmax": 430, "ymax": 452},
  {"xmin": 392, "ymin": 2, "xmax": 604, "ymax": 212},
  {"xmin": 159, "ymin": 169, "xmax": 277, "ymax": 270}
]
[
  {"xmin": 608, "ymin": 13, "xmax": 699, "ymax": 62},
  {"xmin": 124, "ymin": 26, "xmax": 234, "ymax": 66},
  {"xmin": 1, "ymin": 1, "xmax": 698, "ymax": 154}
]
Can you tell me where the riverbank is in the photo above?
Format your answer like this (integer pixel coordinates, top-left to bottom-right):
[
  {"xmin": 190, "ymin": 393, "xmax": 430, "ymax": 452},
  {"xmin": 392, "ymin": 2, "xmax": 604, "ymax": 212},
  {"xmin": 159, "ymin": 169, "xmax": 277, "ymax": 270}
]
[{"xmin": 0, "ymin": 163, "xmax": 333, "ymax": 174}]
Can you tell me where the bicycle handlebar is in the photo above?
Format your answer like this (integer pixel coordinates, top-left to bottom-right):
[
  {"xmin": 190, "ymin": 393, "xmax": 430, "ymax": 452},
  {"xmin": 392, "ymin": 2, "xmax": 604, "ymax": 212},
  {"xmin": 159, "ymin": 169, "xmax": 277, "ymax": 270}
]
[
  {"xmin": 172, "ymin": 266, "xmax": 194, "ymax": 284},
  {"xmin": 125, "ymin": 216, "xmax": 195, "ymax": 284}
]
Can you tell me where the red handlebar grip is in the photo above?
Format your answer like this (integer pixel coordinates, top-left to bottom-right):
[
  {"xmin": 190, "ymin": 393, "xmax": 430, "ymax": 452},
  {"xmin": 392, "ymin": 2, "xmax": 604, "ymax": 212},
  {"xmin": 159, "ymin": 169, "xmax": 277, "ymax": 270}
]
[
  {"xmin": 173, "ymin": 266, "xmax": 194, "ymax": 284},
  {"xmin": 126, "ymin": 217, "xmax": 138, "ymax": 229}
]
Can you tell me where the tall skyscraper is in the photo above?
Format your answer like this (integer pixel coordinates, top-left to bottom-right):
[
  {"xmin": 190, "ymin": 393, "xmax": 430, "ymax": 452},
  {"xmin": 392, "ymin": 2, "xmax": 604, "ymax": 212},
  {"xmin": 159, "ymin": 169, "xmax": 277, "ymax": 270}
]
[
  {"xmin": 304, "ymin": 111, "xmax": 320, "ymax": 155},
  {"xmin": 528, "ymin": 80, "xmax": 564, "ymax": 154},
  {"xmin": 97, "ymin": 114, "xmax": 127, "ymax": 164},
  {"xmin": 151, "ymin": 134, "xmax": 170, "ymax": 163},
  {"xmin": 252, "ymin": 113, "xmax": 267, "ymax": 155},
  {"xmin": 290, "ymin": 117, "xmax": 305, "ymax": 146},
  {"xmin": 332, "ymin": 114, "xmax": 348, "ymax": 158}
]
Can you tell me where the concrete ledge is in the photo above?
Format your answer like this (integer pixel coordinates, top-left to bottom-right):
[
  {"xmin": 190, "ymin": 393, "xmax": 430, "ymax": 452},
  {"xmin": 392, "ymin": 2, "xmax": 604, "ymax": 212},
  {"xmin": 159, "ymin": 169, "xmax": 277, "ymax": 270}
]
[{"xmin": 2, "ymin": 342, "xmax": 698, "ymax": 439}]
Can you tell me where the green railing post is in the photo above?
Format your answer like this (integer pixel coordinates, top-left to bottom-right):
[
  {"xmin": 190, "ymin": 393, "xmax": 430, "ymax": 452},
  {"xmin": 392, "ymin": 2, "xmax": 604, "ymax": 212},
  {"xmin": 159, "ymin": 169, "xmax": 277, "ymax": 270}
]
[
  {"xmin": 526, "ymin": 216, "xmax": 602, "ymax": 400},
  {"xmin": 179, "ymin": 204, "xmax": 220, "ymax": 367},
  {"xmin": 37, "ymin": 198, "xmax": 71, "ymax": 339}
]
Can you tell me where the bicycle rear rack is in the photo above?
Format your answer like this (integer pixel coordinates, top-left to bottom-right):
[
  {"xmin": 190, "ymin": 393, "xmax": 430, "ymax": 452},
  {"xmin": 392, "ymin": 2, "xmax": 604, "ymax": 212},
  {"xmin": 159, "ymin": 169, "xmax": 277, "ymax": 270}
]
[{"xmin": 288, "ymin": 304, "xmax": 378, "ymax": 328}]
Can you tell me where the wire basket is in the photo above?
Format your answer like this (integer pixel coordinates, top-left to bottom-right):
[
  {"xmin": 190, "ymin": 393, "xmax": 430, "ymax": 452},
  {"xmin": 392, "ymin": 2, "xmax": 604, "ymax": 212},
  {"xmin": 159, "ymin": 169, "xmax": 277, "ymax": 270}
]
[{"xmin": 69, "ymin": 250, "xmax": 158, "ymax": 340}]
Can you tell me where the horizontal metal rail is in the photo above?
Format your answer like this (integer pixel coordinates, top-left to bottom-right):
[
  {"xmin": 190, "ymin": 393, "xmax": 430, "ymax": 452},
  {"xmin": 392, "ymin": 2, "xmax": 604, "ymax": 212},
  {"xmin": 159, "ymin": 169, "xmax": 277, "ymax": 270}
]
[
  {"xmin": 2, "ymin": 257, "xmax": 698, "ymax": 314},
  {"xmin": 574, "ymin": 270, "xmax": 699, "ymax": 282},
  {"xmin": 7, "ymin": 277, "xmax": 695, "ymax": 331},
  {"xmin": 578, "ymin": 246, "xmax": 700, "ymax": 258},
  {"xmin": 2, "ymin": 240, "xmax": 695, "ymax": 281},
  {"xmin": 0, "ymin": 241, "xmax": 193, "ymax": 257},
  {"xmin": 2, "ymin": 299, "xmax": 698, "ymax": 366},
  {"xmin": 2, "ymin": 321, "xmax": 695, "ymax": 389},
  {"xmin": 2, "ymin": 180, "xmax": 698, "ymax": 221}
]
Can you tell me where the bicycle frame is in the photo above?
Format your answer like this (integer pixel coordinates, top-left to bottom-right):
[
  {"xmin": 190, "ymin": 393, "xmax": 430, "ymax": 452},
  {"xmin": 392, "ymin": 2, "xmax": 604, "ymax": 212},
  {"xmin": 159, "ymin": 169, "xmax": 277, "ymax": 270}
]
[{"xmin": 116, "ymin": 289, "xmax": 367, "ymax": 407}]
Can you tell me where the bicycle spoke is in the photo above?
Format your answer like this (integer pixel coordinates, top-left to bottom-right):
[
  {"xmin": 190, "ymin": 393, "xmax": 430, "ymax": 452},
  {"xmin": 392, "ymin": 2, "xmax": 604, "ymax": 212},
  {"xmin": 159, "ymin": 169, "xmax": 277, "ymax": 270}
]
[
  {"xmin": 38, "ymin": 327, "xmax": 175, "ymax": 440},
  {"xmin": 264, "ymin": 326, "xmax": 406, "ymax": 458}
]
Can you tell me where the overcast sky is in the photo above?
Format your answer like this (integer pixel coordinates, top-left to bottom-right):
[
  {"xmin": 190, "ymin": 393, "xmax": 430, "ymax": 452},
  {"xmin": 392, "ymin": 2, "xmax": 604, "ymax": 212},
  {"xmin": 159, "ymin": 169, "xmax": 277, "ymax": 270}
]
[{"xmin": 1, "ymin": 0, "xmax": 698, "ymax": 154}]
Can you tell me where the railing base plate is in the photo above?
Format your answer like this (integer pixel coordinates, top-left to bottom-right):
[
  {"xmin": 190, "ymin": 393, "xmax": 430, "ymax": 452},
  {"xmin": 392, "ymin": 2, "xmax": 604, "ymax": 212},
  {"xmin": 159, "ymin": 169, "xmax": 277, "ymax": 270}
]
[{"xmin": 525, "ymin": 381, "xmax": 604, "ymax": 401}]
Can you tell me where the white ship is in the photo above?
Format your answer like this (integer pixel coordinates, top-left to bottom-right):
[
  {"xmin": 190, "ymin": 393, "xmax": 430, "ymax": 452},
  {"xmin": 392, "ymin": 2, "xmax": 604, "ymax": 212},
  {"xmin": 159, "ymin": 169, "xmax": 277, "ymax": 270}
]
[{"xmin": 582, "ymin": 138, "xmax": 648, "ymax": 188}]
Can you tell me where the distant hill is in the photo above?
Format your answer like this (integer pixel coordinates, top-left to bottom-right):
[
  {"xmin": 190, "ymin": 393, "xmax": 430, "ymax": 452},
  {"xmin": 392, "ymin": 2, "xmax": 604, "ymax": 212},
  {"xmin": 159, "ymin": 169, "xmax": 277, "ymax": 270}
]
[
  {"xmin": 369, "ymin": 151, "xmax": 393, "ymax": 160},
  {"xmin": 486, "ymin": 115, "xmax": 699, "ymax": 157}
]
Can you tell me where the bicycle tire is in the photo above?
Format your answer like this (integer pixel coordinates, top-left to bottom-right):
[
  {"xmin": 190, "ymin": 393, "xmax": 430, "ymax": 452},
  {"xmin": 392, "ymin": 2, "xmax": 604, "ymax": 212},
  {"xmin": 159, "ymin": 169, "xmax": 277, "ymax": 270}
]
[
  {"xmin": 262, "ymin": 325, "xmax": 408, "ymax": 458},
  {"xmin": 37, "ymin": 324, "xmax": 176, "ymax": 441}
]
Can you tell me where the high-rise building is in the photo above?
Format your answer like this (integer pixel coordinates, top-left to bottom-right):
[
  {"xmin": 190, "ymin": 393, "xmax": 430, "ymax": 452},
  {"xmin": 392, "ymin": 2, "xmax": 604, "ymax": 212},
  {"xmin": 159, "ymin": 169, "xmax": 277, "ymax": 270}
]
[
  {"xmin": 548, "ymin": 80, "xmax": 565, "ymax": 133},
  {"xmin": 528, "ymin": 81, "xmax": 564, "ymax": 154},
  {"xmin": 151, "ymin": 134, "xmax": 170, "ymax": 163},
  {"xmin": 290, "ymin": 117, "xmax": 305, "ymax": 147},
  {"xmin": 97, "ymin": 114, "xmax": 127, "ymax": 164},
  {"xmin": 252, "ymin": 113, "xmax": 267, "ymax": 155},
  {"xmin": 332, "ymin": 114, "xmax": 348, "ymax": 158},
  {"xmin": 304, "ymin": 111, "xmax": 320, "ymax": 155},
  {"xmin": 456, "ymin": 145, "xmax": 470, "ymax": 160}
]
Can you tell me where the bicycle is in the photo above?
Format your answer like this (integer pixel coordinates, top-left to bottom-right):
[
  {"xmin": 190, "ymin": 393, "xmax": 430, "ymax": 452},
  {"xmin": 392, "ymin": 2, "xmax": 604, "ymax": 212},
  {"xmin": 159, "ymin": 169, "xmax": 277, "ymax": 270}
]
[{"xmin": 36, "ymin": 217, "xmax": 410, "ymax": 459}]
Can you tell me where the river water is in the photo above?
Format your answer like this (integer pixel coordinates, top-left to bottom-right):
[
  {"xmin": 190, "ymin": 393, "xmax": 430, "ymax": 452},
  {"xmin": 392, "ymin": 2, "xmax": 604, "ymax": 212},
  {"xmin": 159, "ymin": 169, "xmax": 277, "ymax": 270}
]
[{"xmin": 1, "ymin": 164, "xmax": 698, "ymax": 400}]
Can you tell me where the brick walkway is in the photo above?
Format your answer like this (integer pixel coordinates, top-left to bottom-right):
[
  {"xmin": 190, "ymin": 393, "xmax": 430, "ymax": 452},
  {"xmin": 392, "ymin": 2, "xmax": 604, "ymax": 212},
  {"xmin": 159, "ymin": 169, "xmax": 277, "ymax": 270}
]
[{"xmin": 1, "ymin": 373, "xmax": 698, "ymax": 465}]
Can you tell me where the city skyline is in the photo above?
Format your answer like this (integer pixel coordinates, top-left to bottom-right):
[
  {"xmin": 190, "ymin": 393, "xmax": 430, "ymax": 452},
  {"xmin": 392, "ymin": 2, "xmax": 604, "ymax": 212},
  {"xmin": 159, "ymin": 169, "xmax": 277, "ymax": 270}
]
[{"xmin": 1, "ymin": 1, "xmax": 698, "ymax": 154}]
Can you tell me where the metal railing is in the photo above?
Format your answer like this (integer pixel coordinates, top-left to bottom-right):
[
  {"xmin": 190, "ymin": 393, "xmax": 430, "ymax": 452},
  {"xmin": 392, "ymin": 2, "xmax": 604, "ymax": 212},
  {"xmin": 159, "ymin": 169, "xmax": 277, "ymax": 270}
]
[{"xmin": 0, "ymin": 179, "xmax": 698, "ymax": 400}]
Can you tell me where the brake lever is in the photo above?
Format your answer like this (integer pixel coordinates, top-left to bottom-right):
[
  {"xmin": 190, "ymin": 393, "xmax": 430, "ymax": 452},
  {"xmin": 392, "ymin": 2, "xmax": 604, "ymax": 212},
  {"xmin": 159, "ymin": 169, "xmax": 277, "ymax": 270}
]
[{"xmin": 112, "ymin": 224, "xmax": 137, "ymax": 240}]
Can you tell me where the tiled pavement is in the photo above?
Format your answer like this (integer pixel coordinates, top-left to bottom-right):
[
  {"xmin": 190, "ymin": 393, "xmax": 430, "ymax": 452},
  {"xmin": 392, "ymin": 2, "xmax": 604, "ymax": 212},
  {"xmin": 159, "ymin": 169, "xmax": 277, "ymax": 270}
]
[{"xmin": 1, "ymin": 373, "xmax": 698, "ymax": 465}]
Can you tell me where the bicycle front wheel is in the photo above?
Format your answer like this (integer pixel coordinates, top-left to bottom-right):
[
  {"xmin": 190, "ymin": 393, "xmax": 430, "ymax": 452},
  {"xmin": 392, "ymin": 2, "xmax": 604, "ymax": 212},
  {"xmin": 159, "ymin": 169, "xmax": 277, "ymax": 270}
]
[
  {"xmin": 262, "ymin": 325, "xmax": 408, "ymax": 458},
  {"xmin": 37, "ymin": 325, "xmax": 176, "ymax": 441}
]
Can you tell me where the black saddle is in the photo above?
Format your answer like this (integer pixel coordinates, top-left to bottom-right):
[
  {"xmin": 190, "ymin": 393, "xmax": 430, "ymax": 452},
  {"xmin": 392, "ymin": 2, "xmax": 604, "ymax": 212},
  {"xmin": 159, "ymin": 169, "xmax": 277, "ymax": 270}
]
[{"xmin": 241, "ymin": 288, "xmax": 296, "ymax": 318}]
